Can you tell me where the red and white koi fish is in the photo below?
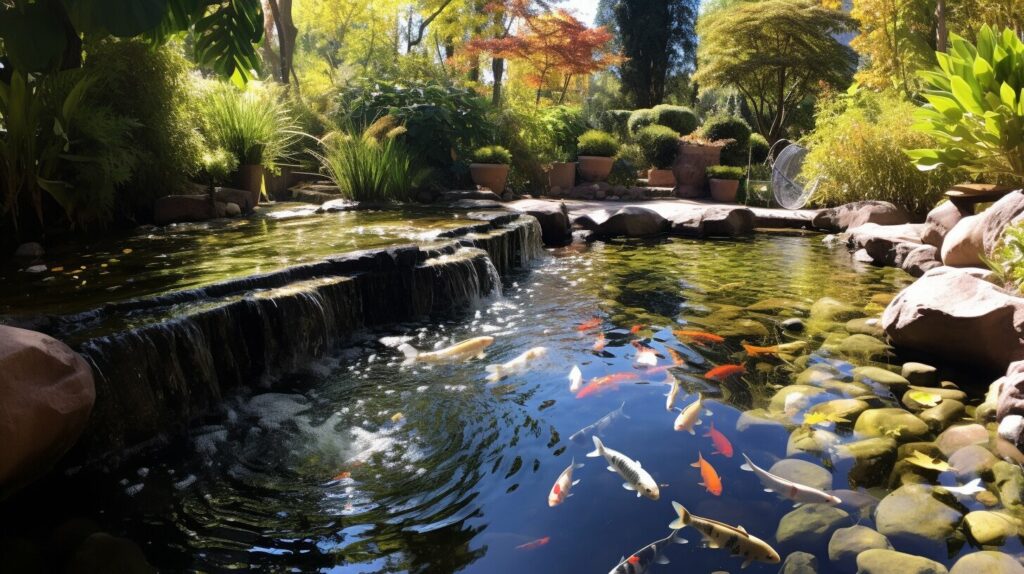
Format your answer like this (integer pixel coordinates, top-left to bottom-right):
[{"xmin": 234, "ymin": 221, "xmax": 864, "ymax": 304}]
[
  {"xmin": 594, "ymin": 332, "xmax": 607, "ymax": 351},
  {"xmin": 705, "ymin": 422, "xmax": 733, "ymax": 457},
  {"xmin": 548, "ymin": 458, "xmax": 584, "ymax": 507},
  {"xmin": 607, "ymin": 530, "xmax": 687, "ymax": 574}
]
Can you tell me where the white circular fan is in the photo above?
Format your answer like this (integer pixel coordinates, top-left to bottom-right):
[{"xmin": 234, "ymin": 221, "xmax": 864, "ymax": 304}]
[{"xmin": 771, "ymin": 143, "xmax": 819, "ymax": 210}]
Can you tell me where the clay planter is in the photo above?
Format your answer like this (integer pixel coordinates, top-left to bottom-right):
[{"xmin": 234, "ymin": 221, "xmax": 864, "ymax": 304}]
[
  {"xmin": 236, "ymin": 164, "xmax": 264, "ymax": 206},
  {"xmin": 578, "ymin": 156, "xmax": 615, "ymax": 182},
  {"xmin": 547, "ymin": 162, "xmax": 576, "ymax": 191},
  {"xmin": 646, "ymin": 168, "xmax": 676, "ymax": 188},
  {"xmin": 470, "ymin": 163, "xmax": 510, "ymax": 194},
  {"xmin": 672, "ymin": 142, "xmax": 724, "ymax": 198},
  {"xmin": 709, "ymin": 178, "xmax": 740, "ymax": 203}
]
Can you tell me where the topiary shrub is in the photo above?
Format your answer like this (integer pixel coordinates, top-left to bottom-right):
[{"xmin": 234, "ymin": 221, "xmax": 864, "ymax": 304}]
[
  {"xmin": 600, "ymin": 109, "xmax": 633, "ymax": 140},
  {"xmin": 706, "ymin": 165, "xmax": 745, "ymax": 180},
  {"xmin": 635, "ymin": 125, "xmax": 682, "ymax": 169},
  {"xmin": 653, "ymin": 104, "xmax": 699, "ymax": 135},
  {"xmin": 472, "ymin": 145, "xmax": 512, "ymax": 164},
  {"xmin": 749, "ymin": 133, "xmax": 770, "ymax": 164},
  {"xmin": 627, "ymin": 108, "xmax": 658, "ymax": 136},
  {"xmin": 577, "ymin": 130, "xmax": 621, "ymax": 157},
  {"xmin": 700, "ymin": 114, "xmax": 752, "ymax": 166}
]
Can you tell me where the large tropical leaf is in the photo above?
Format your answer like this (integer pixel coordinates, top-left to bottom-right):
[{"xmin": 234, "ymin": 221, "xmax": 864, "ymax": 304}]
[
  {"xmin": 0, "ymin": 2, "xmax": 67, "ymax": 72},
  {"xmin": 193, "ymin": 0, "xmax": 264, "ymax": 86}
]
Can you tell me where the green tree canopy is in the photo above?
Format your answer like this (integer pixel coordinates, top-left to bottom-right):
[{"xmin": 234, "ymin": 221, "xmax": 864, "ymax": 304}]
[
  {"xmin": 694, "ymin": 0, "xmax": 856, "ymax": 142},
  {"xmin": 614, "ymin": 0, "xmax": 699, "ymax": 108}
]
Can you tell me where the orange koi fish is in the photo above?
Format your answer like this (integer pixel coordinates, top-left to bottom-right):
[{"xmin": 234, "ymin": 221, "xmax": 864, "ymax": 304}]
[
  {"xmin": 577, "ymin": 317, "xmax": 602, "ymax": 332},
  {"xmin": 630, "ymin": 324, "xmax": 646, "ymax": 334},
  {"xmin": 515, "ymin": 536, "xmax": 551, "ymax": 551},
  {"xmin": 742, "ymin": 342, "xmax": 779, "ymax": 357},
  {"xmin": 691, "ymin": 451, "xmax": 723, "ymax": 496},
  {"xmin": 575, "ymin": 372, "xmax": 638, "ymax": 399},
  {"xmin": 674, "ymin": 330, "xmax": 725, "ymax": 345},
  {"xmin": 704, "ymin": 422, "xmax": 734, "ymax": 457},
  {"xmin": 705, "ymin": 364, "xmax": 746, "ymax": 381},
  {"xmin": 593, "ymin": 332, "xmax": 607, "ymax": 352},
  {"xmin": 331, "ymin": 471, "xmax": 351, "ymax": 481}
]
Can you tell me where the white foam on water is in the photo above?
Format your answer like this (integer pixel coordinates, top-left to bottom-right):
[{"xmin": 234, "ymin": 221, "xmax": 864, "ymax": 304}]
[
  {"xmin": 124, "ymin": 483, "xmax": 144, "ymax": 496},
  {"xmin": 173, "ymin": 474, "xmax": 197, "ymax": 490}
]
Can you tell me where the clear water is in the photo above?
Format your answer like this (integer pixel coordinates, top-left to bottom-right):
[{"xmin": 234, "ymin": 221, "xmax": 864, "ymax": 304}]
[
  {"xmin": 8, "ymin": 235, "xmax": 1008, "ymax": 572},
  {"xmin": 0, "ymin": 206, "xmax": 471, "ymax": 318}
]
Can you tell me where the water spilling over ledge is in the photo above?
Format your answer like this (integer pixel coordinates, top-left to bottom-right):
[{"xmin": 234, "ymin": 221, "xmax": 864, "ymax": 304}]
[{"xmin": 21, "ymin": 212, "xmax": 544, "ymax": 461}]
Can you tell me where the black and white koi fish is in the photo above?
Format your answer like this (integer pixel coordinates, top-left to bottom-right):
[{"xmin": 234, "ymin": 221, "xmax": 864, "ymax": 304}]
[
  {"xmin": 740, "ymin": 453, "xmax": 841, "ymax": 506},
  {"xmin": 668, "ymin": 502, "xmax": 780, "ymax": 569},
  {"xmin": 607, "ymin": 530, "xmax": 687, "ymax": 574},
  {"xmin": 587, "ymin": 436, "xmax": 659, "ymax": 500},
  {"xmin": 570, "ymin": 402, "xmax": 629, "ymax": 443}
]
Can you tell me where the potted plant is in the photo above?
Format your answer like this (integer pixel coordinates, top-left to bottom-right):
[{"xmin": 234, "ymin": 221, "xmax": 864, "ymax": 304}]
[
  {"xmin": 546, "ymin": 147, "xmax": 576, "ymax": 191},
  {"xmin": 706, "ymin": 165, "xmax": 745, "ymax": 203},
  {"xmin": 636, "ymin": 125, "xmax": 681, "ymax": 187},
  {"xmin": 577, "ymin": 130, "xmax": 621, "ymax": 182},
  {"xmin": 470, "ymin": 145, "xmax": 512, "ymax": 194},
  {"xmin": 200, "ymin": 148, "xmax": 239, "ymax": 202},
  {"xmin": 674, "ymin": 136, "xmax": 726, "ymax": 198}
]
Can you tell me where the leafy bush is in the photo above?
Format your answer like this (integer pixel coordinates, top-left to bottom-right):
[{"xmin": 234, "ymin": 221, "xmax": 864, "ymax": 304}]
[
  {"xmin": 907, "ymin": 26, "xmax": 1024, "ymax": 185},
  {"xmin": 577, "ymin": 130, "xmax": 621, "ymax": 157},
  {"xmin": 336, "ymin": 80, "xmax": 493, "ymax": 185},
  {"xmin": 314, "ymin": 126, "xmax": 417, "ymax": 203},
  {"xmin": 541, "ymin": 105, "xmax": 589, "ymax": 159},
  {"xmin": 700, "ymin": 114, "xmax": 752, "ymax": 166},
  {"xmin": 491, "ymin": 103, "xmax": 548, "ymax": 194},
  {"xmin": 635, "ymin": 125, "xmax": 681, "ymax": 169},
  {"xmin": 608, "ymin": 157, "xmax": 642, "ymax": 187},
  {"xmin": 472, "ymin": 146, "xmax": 512, "ymax": 164},
  {"xmin": 627, "ymin": 109, "xmax": 658, "ymax": 136},
  {"xmin": 987, "ymin": 221, "xmax": 1024, "ymax": 292},
  {"xmin": 803, "ymin": 89, "xmax": 957, "ymax": 216},
  {"xmin": 200, "ymin": 148, "xmax": 239, "ymax": 187},
  {"xmin": 653, "ymin": 104, "xmax": 699, "ymax": 135},
  {"xmin": 600, "ymin": 109, "xmax": 633, "ymax": 140},
  {"xmin": 750, "ymin": 133, "xmax": 770, "ymax": 164},
  {"xmin": 707, "ymin": 165, "xmax": 745, "ymax": 180},
  {"xmin": 197, "ymin": 81, "xmax": 299, "ymax": 172}
]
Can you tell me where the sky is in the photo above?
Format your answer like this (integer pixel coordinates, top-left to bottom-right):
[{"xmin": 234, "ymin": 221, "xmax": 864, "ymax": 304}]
[{"xmin": 563, "ymin": 0, "xmax": 599, "ymax": 25}]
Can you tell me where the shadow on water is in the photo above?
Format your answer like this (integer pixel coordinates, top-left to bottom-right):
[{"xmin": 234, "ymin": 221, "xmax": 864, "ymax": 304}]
[{"xmin": 2, "ymin": 234, "xmax": 1012, "ymax": 573}]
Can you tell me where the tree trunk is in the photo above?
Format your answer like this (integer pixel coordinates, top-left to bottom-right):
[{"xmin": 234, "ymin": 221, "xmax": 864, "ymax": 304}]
[
  {"xmin": 935, "ymin": 0, "xmax": 947, "ymax": 53},
  {"xmin": 265, "ymin": 0, "xmax": 297, "ymax": 84},
  {"xmin": 492, "ymin": 57, "xmax": 505, "ymax": 106}
]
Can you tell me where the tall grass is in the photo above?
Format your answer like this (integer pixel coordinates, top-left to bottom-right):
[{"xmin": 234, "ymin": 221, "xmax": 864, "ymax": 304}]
[
  {"xmin": 313, "ymin": 125, "xmax": 416, "ymax": 203},
  {"xmin": 197, "ymin": 81, "xmax": 298, "ymax": 170}
]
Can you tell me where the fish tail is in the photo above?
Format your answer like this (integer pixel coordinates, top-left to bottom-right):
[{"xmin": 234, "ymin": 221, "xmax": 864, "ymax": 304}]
[
  {"xmin": 740, "ymin": 453, "xmax": 754, "ymax": 472},
  {"xmin": 690, "ymin": 452, "xmax": 702, "ymax": 467},
  {"xmin": 669, "ymin": 501, "xmax": 691, "ymax": 529},
  {"xmin": 484, "ymin": 364, "xmax": 502, "ymax": 381},
  {"xmin": 671, "ymin": 530, "xmax": 689, "ymax": 545},
  {"xmin": 398, "ymin": 343, "xmax": 418, "ymax": 365},
  {"xmin": 618, "ymin": 402, "xmax": 630, "ymax": 419},
  {"xmin": 586, "ymin": 436, "xmax": 603, "ymax": 458}
]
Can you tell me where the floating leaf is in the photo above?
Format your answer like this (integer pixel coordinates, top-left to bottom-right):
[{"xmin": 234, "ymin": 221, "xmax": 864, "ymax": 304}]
[
  {"xmin": 908, "ymin": 390, "xmax": 942, "ymax": 407},
  {"xmin": 906, "ymin": 450, "xmax": 952, "ymax": 472},
  {"xmin": 803, "ymin": 412, "xmax": 850, "ymax": 426},
  {"xmin": 391, "ymin": 412, "xmax": 405, "ymax": 423}
]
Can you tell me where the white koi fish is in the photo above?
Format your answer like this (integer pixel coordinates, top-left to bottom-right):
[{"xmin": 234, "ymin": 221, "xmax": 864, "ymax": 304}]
[
  {"xmin": 399, "ymin": 336, "xmax": 494, "ymax": 365},
  {"xmin": 665, "ymin": 373, "xmax": 682, "ymax": 411},
  {"xmin": 740, "ymin": 454, "xmax": 841, "ymax": 506},
  {"xmin": 568, "ymin": 365, "xmax": 584, "ymax": 393},
  {"xmin": 674, "ymin": 393, "xmax": 708, "ymax": 434},
  {"xmin": 485, "ymin": 346, "xmax": 548, "ymax": 382},
  {"xmin": 607, "ymin": 530, "xmax": 688, "ymax": 574},
  {"xmin": 944, "ymin": 478, "xmax": 986, "ymax": 497},
  {"xmin": 548, "ymin": 458, "xmax": 584, "ymax": 507},
  {"xmin": 587, "ymin": 436, "xmax": 659, "ymax": 500},
  {"xmin": 669, "ymin": 502, "xmax": 780, "ymax": 569},
  {"xmin": 570, "ymin": 402, "xmax": 629, "ymax": 443}
]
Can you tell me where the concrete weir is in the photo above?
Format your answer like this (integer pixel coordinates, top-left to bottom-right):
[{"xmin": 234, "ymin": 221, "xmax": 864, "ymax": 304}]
[{"xmin": 46, "ymin": 213, "xmax": 544, "ymax": 461}]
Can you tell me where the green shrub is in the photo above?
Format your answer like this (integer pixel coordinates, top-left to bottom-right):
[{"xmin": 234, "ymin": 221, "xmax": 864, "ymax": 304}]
[
  {"xmin": 749, "ymin": 133, "xmax": 770, "ymax": 164},
  {"xmin": 706, "ymin": 165, "xmax": 745, "ymax": 180},
  {"xmin": 200, "ymin": 148, "xmax": 239, "ymax": 186},
  {"xmin": 635, "ymin": 125, "xmax": 681, "ymax": 169},
  {"xmin": 491, "ymin": 104, "xmax": 548, "ymax": 194},
  {"xmin": 197, "ymin": 81, "xmax": 299, "ymax": 172},
  {"xmin": 542, "ymin": 105, "xmax": 589, "ymax": 159},
  {"xmin": 577, "ymin": 130, "xmax": 621, "ymax": 157},
  {"xmin": 907, "ymin": 26, "xmax": 1024, "ymax": 185},
  {"xmin": 600, "ymin": 109, "xmax": 633, "ymax": 139},
  {"xmin": 314, "ymin": 126, "xmax": 417, "ymax": 203},
  {"xmin": 700, "ymin": 114, "xmax": 752, "ymax": 166},
  {"xmin": 653, "ymin": 104, "xmax": 699, "ymax": 135},
  {"xmin": 987, "ymin": 221, "xmax": 1024, "ymax": 293},
  {"xmin": 608, "ymin": 157, "xmax": 642, "ymax": 187},
  {"xmin": 472, "ymin": 146, "xmax": 512, "ymax": 164},
  {"xmin": 627, "ymin": 109, "xmax": 658, "ymax": 136},
  {"xmin": 803, "ymin": 89, "xmax": 958, "ymax": 216}
]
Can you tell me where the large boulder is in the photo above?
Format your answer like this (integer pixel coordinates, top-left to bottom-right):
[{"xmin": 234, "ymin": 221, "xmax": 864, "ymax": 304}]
[
  {"xmin": 213, "ymin": 186, "xmax": 255, "ymax": 213},
  {"xmin": 922, "ymin": 201, "xmax": 966, "ymax": 248},
  {"xmin": 671, "ymin": 206, "xmax": 756, "ymax": 238},
  {"xmin": 902, "ymin": 244, "xmax": 942, "ymax": 277},
  {"xmin": 883, "ymin": 266, "xmax": 1024, "ymax": 374},
  {"xmin": 812, "ymin": 201, "xmax": 911, "ymax": 232},
  {"xmin": 0, "ymin": 326, "xmax": 95, "ymax": 499},
  {"xmin": 874, "ymin": 484, "xmax": 963, "ymax": 557},
  {"xmin": 856, "ymin": 549, "xmax": 949, "ymax": 574},
  {"xmin": 982, "ymin": 190, "xmax": 1024, "ymax": 253},
  {"xmin": 510, "ymin": 199, "xmax": 571, "ymax": 246},
  {"xmin": 153, "ymin": 195, "xmax": 227, "ymax": 225},
  {"xmin": 846, "ymin": 223, "xmax": 925, "ymax": 251},
  {"xmin": 942, "ymin": 215, "xmax": 985, "ymax": 267},
  {"xmin": 592, "ymin": 206, "xmax": 669, "ymax": 238},
  {"xmin": 995, "ymin": 362, "xmax": 1024, "ymax": 442},
  {"xmin": 828, "ymin": 525, "xmax": 892, "ymax": 573}
]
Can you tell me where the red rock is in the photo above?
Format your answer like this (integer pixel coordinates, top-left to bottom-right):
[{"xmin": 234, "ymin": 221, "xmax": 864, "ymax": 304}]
[
  {"xmin": 922, "ymin": 201, "xmax": 966, "ymax": 248},
  {"xmin": 0, "ymin": 326, "xmax": 95, "ymax": 498},
  {"xmin": 813, "ymin": 201, "xmax": 911, "ymax": 232}
]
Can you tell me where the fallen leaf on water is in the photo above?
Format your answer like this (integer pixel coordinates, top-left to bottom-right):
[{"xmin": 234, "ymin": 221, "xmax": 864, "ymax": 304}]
[
  {"xmin": 122, "ymin": 248, "xmax": 133, "ymax": 254},
  {"xmin": 803, "ymin": 412, "xmax": 850, "ymax": 426},
  {"xmin": 905, "ymin": 450, "xmax": 952, "ymax": 472},
  {"xmin": 908, "ymin": 390, "xmax": 942, "ymax": 407},
  {"xmin": 332, "ymin": 471, "xmax": 351, "ymax": 481},
  {"xmin": 391, "ymin": 412, "xmax": 405, "ymax": 423},
  {"xmin": 51, "ymin": 266, "xmax": 64, "ymax": 273}
]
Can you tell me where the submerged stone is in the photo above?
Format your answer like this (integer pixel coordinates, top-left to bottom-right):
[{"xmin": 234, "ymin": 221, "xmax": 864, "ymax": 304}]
[
  {"xmin": 918, "ymin": 399, "xmax": 966, "ymax": 433},
  {"xmin": 854, "ymin": 408, "xmax": 930, "ymax": 443},
  {"xmin": 992, "ymin": 461, "xmax": 1024, "ymax": 512},
  {"xmin": 936, "ymin": 424, "xmax": 990, "ymax": 456},
  {"xmin": 903, "ymin": 386, "xmax": 968, "ymax": 411},
  {"xmin": 807, "ymin": 398, "xmax": 869, "ymax": 425},
  {"xmin": 874, "ymin": 484, "xmax": 963, "ymax": 558},
  {"xmin": 827, "ymin": 525, "xmax": 891, "ymax": 573},
  {"xmin": 769, "ymin": 385, "xmax": 831, "ymax": 414},
  {"xmin": 769, "ymin": 458, "xmax": 834, "ymax": 491},
  {"xmin": 949, "ymin": 551, "xmax": 1024, "ymax": 574},
  {"xmin": 853, "ymin": 366, "xmax": 910, "ymax": 392},
  {"xmin": 779, "ymin": 551, "xmax": 818, "ymax": 574},
  {"xmin": 845, "ymin": 317, "xmax": 884, "ymax": 337},
  {"xmin": 948, "ymin": 444, "xmax": 999, "ymax": 480},
  {"xmin": 836, "ymin": 334, "xmax": 892, "ymax": 360},
  {"xmin": 810, "ymin": 297, "xmax": 862, "ymax": 322},
  {"xmin": 902, "ymin": 362, "xmax": 938, "ymax": 386},
  {"xmin": 787, "ymin": 427, "xmax": 840, "ymax": 459},
  {"xmin": 856, "ymin": 549, "xmax": 949, "ymax": 574},
  {"xmin": 963, "ymin": 511, "xmax": 1020, "ymax": 546},
  {"xmin": 832, "ymin": 437, "xmax": 897, "ymax": 488},
  {"xmin": 775, "ymin": 503, "xmax": 850, "ymax": 554}
]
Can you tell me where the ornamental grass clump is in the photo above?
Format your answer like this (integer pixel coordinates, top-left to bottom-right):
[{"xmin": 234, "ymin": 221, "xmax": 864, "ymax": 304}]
[
  {"xmin": 472, "ymin": 146, "xmax": 513, "ymax": 164},
  {"xmin": 197, "ymin": 81, "xmax": 299, "ymax": 172},
  {"xmin": 314, "ymin": 124, "xmax": 416, "ymax": 203}
]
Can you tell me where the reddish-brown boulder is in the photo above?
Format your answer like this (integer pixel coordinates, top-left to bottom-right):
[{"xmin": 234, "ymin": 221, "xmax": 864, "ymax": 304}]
[
  {"xmin": 0, "ymin": 326, "xmax": 95, "ymax": 499},
  {"xmin": 922, "ymin": 201, "xmax": 966, "ymax": 248},
  {"xmin": 941, "ymin": 215, "xmax": 985, "ymax": 267},
  {"xmin": 813, "ymin": 201, "xmax": 911, "ymax": 232}
]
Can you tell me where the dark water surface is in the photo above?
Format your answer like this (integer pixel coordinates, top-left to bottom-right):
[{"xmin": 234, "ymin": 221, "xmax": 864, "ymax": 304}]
[{"xmin": 8, "ymin": 234, "xmax": 1010, "ymax": 572}]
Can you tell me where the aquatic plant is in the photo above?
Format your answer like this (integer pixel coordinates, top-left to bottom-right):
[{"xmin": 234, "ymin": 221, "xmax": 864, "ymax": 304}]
[
  {"xmin": 635, "ymin": 125, "xmax": 682, "ymax": 169},
  {"xmin": 577, "ymin": 130, "xmax": 621, "ymax": 157},
  {"xmin": 313, "ymin": 126, "xmax": 417, "ymax": 203},
  {"xmin": 196, "ymin": 81, "xmax": 299, "ymax": 172},
  {"xmin": 472, "ymin": 146, "xmax": 513, "ymax": 165}
]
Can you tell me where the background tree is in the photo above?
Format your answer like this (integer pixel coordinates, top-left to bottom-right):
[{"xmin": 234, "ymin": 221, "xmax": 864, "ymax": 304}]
[
  {"xmin": 694, "ymin": 0, "xmax": 856, "ymax": 142},
  {"xmin": 614, "ymin": 0, "xmax": 699, "ymax": 108}
]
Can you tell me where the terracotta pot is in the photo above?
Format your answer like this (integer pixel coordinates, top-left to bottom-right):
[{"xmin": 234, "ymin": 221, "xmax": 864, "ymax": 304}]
[
  {"xmin": 236, "ymin": 164, "xmax": 264, "ymax": 206},
  {"xmin": 672, "ymin": 142, "xmax": 724, "ymax": 198},
  {"xmin": 547, "ymin": 162, "xmax": 576, "ymax": 191},
  {"xmin": 577, "ymin": 156, "xmax": 615, "ymax": 182},
  {"xmin": 646, "ymin": 168, "xmax": 676, "ymax": 188},
  {"xmin": 709, "ymin": 178, "xmax": 740, "ymax": 203},
  {"xmin": 470, "ymin": 163, "xmax": 510, "ymax": 194}
]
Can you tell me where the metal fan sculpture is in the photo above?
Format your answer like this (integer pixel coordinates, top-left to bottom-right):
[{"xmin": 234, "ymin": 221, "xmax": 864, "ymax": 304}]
[{"xmin": 771, "ymin": 143, "xmax": 820, "ymax": 210}]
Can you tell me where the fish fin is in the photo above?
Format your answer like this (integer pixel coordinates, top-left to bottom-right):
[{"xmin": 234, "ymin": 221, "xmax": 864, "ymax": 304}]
[
  {"xmin": 671, "ymin": 532, "xmax": 688, "ymax": 545},
  {"xmin": 763, "ymin": 488, "xmax": 775, "ymax": 493},
  {"xmin": 571, "ymin": 479, "xmax": 580, "ymax": 486},
  {"xmin": 687, "ymin": 428, "xmax": 696, "ymax": 436},
  {"xmin": 741, "ymin": 558, "xmax": 752, "ymax": 569},
  {"xmin": 636, "ymin": 460, "xmax": 641, "ymax": 468},
  {"xmin": 740, "ymin": 463, "xmax": 753, "ymax": 472},
  {"xmin": 476, "ymin": 352, "xmax": 486, "ymax": 360},
  {"xmin": 622, "ymin": 483, "xmax": 636, "ymax": 491},
  {"xmin": 696, "ymin": 417, "xmax": 703, "ymax": 426},
  {"xmin": 671, "ymin": 502, "xmax": 690, "ymax": 526},
  {"xmin": 690, "ymin": 461, "xmax": 701, "ymax": 468},
  {"xmin": 654, "ymin": 555, "xmax": 670, "ymax": 565},
  {"xmin": 793, "ymin": 502, "xmax": 803, "ymax": 508},
  {"xmin": 636, "ymin": 491, "xmax": 641, "ymax": 498},
  {"xmin": 586, "ymin": 436, "xmax": 602, "ymax": 458},
  {"xmin": 703, "ymin": 535, "xmax": 721, "ymax": 549},
  {"xmin": 698, "ymin": 482, "xmax": 706, "ymax": 488},
  {"xmin": 398, "ymin": 343, "xmax": 418, "ymax": 359},
  {"xmin": 737, "ymin": 525, "xmax": 747, "ymax": 533},
  {"xmin": 607, "ymin": 465, "xmax": 617, "ymax": 472},
  {"xmin": 668, "ymin": 519, "xmax": 685, "ymax": 529}
]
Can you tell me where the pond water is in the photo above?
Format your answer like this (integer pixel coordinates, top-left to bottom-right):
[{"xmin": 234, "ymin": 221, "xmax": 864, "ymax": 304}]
[
  {"xmin": 9, "ymin": 233, "xmax": 1013, "ymax": 572},
  {"xmin": 0, "ymin": 206, "xmax": 469, "ymax": 318}
]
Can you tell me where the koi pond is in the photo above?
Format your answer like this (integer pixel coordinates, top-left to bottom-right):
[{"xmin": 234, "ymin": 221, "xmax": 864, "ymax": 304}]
[{"xmin": 7, "ymin": 230, "xmax": 1019, "ymax": 573}]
